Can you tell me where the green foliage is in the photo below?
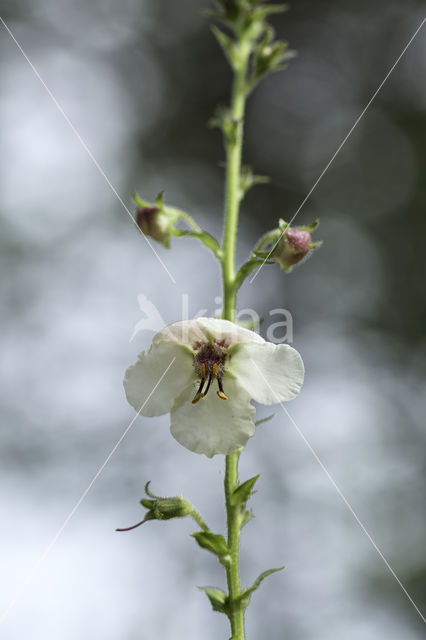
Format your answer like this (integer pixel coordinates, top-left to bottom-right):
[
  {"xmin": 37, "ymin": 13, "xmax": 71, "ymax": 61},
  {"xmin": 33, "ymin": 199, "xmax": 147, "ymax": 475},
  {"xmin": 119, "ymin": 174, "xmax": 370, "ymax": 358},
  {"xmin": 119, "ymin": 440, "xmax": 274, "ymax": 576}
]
[
  {"xmin": 198, "ymin": 586, "xmax": 230, "ymax": 615},
  {"xmin": 230, "ymin": 474, "xmax": 260, "ymax": 508},
  {"xmin": 254, "ymin": 413, "xmax": 274, "ymax": 426},
  {"xmin": 192, "ymin": 531, "xmax": 232, "ymax": 567},
  {"xmin": 237, "ymin": 566, "xmax": 285, "ymax": 609},
  {"xmin": 239, "ymin": 165, "xmax": 270, "ymax": 199}
]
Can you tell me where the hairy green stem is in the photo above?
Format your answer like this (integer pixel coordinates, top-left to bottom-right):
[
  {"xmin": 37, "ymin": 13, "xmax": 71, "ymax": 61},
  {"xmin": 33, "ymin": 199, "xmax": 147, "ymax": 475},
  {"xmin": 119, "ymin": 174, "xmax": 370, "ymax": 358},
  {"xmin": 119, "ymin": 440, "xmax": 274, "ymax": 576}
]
[
  {"xmin": 222, "ymin": 38, "xmax": 250, "ymax": 323},
  {"xmin": 221, "ymin": 37, "xmax": 251, "ymax": 640}
]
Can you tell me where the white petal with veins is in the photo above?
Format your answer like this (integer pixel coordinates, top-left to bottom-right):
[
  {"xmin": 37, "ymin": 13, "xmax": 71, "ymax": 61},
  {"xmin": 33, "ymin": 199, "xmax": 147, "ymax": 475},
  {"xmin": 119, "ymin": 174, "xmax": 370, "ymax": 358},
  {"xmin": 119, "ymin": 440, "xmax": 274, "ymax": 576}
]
[
  {"xmin": 228, "ymin": 342, "xmax": 304, "ymax": 404},
  {"xmin": 170, "ymin": 378, "xmax": 255, "ymax": 457},
  {"xmin": 124, "ymin": 343, "xmax": 194, "ymax": 417}
]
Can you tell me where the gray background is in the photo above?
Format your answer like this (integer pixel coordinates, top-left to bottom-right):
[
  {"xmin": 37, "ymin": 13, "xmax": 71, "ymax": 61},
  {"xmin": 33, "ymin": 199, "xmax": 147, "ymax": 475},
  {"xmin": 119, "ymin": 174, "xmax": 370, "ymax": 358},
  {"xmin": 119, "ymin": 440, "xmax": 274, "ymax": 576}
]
[{"xmin": 0, "ymin": 1, "xmax": 425, "ymax": 638}]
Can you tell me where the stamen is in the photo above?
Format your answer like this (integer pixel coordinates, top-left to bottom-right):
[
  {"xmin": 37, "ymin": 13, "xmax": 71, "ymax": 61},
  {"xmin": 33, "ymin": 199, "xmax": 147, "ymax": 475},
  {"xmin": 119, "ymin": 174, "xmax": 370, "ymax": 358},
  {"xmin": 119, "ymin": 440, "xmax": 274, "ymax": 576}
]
[
  {"xmin": 212, "ymin": 363, "xmax": 218, "ymax": 377},
  {"xmin": 217, "ymin": 377, "xmax": 228, "ymax": 401},
  {"xmin": 201, "ymin": 363, "xmax": 206, "ymax": 378},
  {"xmin": 192, "ymin": 392, "xmax": 203, "ymax": 404},
  {"xmin": 202, "ymin": 373, "xmax": 214, "ymax": 396},
  {"xmin": 192, "ymin": 377, "xmax": 206, "ymax": 404}
]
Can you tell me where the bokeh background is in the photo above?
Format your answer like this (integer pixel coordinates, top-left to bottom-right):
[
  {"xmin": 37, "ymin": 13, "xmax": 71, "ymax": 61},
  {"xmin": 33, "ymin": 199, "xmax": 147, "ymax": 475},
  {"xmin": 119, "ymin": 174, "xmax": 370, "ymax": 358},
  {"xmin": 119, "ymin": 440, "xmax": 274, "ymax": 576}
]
[{"xmin": 1, "ymin": 0, "xmax": 425, "ymax": 638}]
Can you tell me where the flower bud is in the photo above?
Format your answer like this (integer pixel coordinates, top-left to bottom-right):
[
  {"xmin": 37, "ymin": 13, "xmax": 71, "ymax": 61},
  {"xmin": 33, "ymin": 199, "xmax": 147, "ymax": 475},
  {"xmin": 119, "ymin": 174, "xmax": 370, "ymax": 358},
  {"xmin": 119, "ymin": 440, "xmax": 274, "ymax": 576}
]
[
  {"xmin": 136, "ymin": 206, "xmax": 171, "ymax": 246},
  {"xmin": 273, "ymin": 220, "xmax": 320, "ymax": 271},
  {"xmin": 140, "ymin": 495, "xmax": 193, "ymax": 521}
]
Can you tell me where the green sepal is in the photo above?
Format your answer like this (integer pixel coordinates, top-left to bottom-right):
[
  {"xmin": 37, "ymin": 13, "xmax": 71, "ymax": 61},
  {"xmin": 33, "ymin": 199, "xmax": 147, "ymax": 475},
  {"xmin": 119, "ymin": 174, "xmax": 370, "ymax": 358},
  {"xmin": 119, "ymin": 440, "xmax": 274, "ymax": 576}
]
[
  {"xmin": 211, "ymin": 25, "xmax": 236, "ymax": 68},
  {"xmin": 198, "ymin": 586, "xmax": 230, "ymax": 616},
  {"xmin": 230, "ymin": 474, "xmax": 260, "ymax": 509},
  {"xmin": 155, "ymin": 190, "xmax": 165, "ymax": 210},
  {"xmin": 300, "ymin": 218, "xmax": 320, "ymax": 232},
  {"xmin": 191, "ymin": 531, "xmax": 231, "ymax": 567},
  {"xmin": 254, "ymin": 413, "xmax": 274, "ymax": 427},
  {"xmin": 310, "ymin": 240, "xmax": 323, "ymax": 250},
  {"xmin": 237, "ymin": 566, "xmax": 285, "ymax": 609},
  {"xmin": 132, "ymin": 191, "xmax": 150, "ymax": 208}
]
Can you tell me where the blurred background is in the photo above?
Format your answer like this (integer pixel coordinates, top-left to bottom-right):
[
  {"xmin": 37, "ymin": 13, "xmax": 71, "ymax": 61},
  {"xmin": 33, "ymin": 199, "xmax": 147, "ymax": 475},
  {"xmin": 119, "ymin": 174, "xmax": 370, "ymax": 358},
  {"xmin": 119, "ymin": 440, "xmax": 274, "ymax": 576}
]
[{"xmin": 1, "ymin": 0, "xmax": 425, "ymax": 638}]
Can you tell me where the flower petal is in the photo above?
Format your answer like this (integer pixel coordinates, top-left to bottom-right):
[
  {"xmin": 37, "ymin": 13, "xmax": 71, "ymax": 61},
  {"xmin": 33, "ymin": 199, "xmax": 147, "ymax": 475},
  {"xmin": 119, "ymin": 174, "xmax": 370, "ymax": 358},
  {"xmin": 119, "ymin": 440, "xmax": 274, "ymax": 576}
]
[
  {"xmin": 228, "ymin": 342, "xmax": 304, "ymax": 404},
  {"xmin": 124, "ymin": 343, "xmax": 194, "ymax": 417},
  {"xmin": 153, "ymin": 317, "xmax": 264, "ymax": 349},
  {"xmin": 170, "ymin": 378, "xmax": 256, "ymax": 457}
]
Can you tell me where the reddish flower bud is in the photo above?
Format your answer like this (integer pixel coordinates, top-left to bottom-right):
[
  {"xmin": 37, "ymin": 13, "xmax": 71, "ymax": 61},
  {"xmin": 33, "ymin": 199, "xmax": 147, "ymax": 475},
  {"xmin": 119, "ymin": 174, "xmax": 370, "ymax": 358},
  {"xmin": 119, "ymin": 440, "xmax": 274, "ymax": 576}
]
[
  {"xmin": 136, "ymin": 206, "xmax": 171, "ymax": 245},
  {"xmin": 274, "ymin": 227, "xmax": 312, "ymax": 271}
]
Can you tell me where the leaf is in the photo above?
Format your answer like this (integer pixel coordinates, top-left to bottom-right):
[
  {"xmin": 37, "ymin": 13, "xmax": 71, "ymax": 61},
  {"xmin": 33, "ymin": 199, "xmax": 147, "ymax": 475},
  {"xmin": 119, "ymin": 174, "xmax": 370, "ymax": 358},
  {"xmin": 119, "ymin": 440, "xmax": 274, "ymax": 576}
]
[
  {"xmin": 237, "ymin": 566, "xmax": 285, "ymax": 609},
  {"xmin": 198, "ymin": 586, "xmax": 229, "ymax": 616},
  {"xmin": 239, "ymin": 165, "xmax": 270, "ymax": 199},
  {"xmin": 230, "ymin": 475, "xmax": 260, "ymax": 509},
  {"xmin": 192, "ymin": 532, "xmax": 231, "ymax": 566},
  {"xmin": 254, "ymin": 414, "xmax": 275, "ymax": 427},
  {"xmin": 240, "ymin": 509, "xmax": 254, "ymax": 528},
  {"xmin": 211, "ymin": 25, "xmax": 235, "ymax": 68}
]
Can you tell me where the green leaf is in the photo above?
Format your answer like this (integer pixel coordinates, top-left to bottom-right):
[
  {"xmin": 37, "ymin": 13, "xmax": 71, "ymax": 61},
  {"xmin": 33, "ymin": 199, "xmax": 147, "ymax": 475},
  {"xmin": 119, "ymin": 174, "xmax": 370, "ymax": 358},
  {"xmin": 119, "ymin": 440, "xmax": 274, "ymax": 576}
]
[
  {"xmin": 191, "ymin": 532, "xmax": 231, "ymax": 566},
  {"xmin": 252, "ymin": 4, "xmax": 289, "ymax": 21},
  {"xmin": 230, "ymin": 474, "xmax": 260, "ymax": 509},
  {"xmin": 254, "ymin": 413, "xmax": 274, "ymax": 427},
  {"xmin": 198, "ymin": 586, "xmax": 230, "ymax": 616},
  {"xmin": 237, "ymin": 566, "xmax": 285, "ymax": 609},
  {"xmin": 240, "ymin": 509, "xmax": 254, "ymax": 528},
  {"xmin": 239, "ymin": 165, "xmax": 270, "ymax": 199},
  {"xmin": 211, "ymin": 25, "xmax": 235, "ymax": 68}
]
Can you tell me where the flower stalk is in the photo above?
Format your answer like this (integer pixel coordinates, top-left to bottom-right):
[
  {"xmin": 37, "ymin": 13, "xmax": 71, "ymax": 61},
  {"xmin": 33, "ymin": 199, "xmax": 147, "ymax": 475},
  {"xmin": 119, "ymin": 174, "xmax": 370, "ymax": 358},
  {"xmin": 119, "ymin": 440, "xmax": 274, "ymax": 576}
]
[{"xmin": 221, "ymin": 31, "xmax": 251, "ymax": 640}]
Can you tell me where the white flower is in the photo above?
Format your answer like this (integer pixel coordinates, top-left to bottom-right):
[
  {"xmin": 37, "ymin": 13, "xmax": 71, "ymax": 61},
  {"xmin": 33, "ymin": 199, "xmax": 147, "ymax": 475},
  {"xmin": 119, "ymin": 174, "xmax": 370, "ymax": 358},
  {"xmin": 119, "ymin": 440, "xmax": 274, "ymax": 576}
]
[{"xmin": 124, "ymin": 318, "xmax": 304, "ymax": 458}]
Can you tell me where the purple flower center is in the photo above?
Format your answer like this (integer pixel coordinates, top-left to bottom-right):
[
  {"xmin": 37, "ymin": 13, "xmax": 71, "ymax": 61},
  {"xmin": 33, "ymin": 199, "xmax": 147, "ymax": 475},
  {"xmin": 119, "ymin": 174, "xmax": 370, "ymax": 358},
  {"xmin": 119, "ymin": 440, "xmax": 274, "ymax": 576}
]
[{"xmin": 192, "ymin": 341, "xmax": 228, "ymax": 404}]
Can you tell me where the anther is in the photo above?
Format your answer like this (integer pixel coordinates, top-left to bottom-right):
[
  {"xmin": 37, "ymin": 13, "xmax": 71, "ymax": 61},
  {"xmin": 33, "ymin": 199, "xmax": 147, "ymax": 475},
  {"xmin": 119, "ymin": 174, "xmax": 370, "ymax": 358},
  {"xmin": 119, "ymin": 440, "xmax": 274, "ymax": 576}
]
[
  {"xmin": 192, "ymin": 392, "xmax": 203, "ymax": 404},
  {"xmin": 212, "ymin": 363, "xmax": 218, "ymax": 377},
  {"xmin": 217, "ymin": 377, "xmax": 228, "ymax": 400},
  {"xmin": 192, "ymin": 376, "xmax": 206, "ymax": 404},
  {"xmin": 201, "ymin": 363, "xmax": 206, "ymax": 378}
]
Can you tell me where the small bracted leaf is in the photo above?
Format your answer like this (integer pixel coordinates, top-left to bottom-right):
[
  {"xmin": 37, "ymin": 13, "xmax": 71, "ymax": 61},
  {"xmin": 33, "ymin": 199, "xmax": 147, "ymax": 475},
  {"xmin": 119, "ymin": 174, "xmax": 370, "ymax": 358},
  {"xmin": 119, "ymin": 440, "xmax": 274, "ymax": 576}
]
[
  {"xmin": 198, "ymin": 586, "xmax": 230, "ymax": 616},
  {"xmin": 211, "ymin": 25, "xmax": 236, "ymax": 68},
  {"xmin": 254, "ymin": 414, "xmax": 275, "ymax": 427},
  {"xmin": 252, "ymin": 4, "xmax": 289, "ymax": 21},
  {"xmin": 239, "ymin": 165, "xmax": 270, "ymax": 199},
  {"xmin": 192, "ymin": 531, "xmax": 231, "ymax": 566},
  {"xmin": 237, "ymin": 566, "xmax": 285, "ymax": 609},
  {"xmin": 230, "ymin": 474, "xmax": 260, "ymax": 509},
  {"xmin": 240, "ymin": 509, "xmax": 254, "ymax": 528}
]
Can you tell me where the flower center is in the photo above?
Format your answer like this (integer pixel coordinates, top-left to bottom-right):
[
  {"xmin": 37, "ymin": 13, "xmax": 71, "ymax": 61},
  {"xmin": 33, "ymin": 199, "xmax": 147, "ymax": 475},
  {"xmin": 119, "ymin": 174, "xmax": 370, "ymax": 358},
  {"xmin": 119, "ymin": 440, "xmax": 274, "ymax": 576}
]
[{"xmin": 192, "ymin": 341, "xmax": 228, "ymax": 404}]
